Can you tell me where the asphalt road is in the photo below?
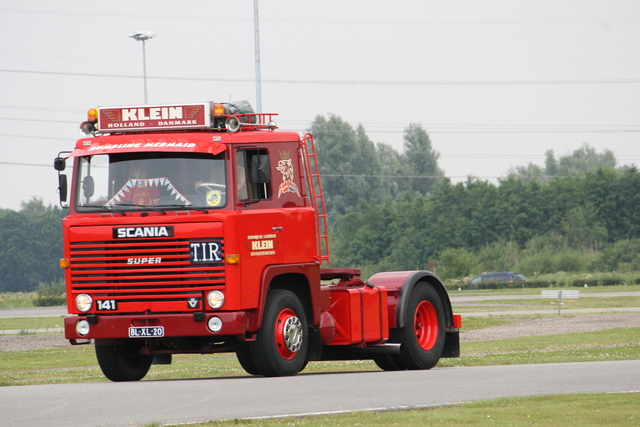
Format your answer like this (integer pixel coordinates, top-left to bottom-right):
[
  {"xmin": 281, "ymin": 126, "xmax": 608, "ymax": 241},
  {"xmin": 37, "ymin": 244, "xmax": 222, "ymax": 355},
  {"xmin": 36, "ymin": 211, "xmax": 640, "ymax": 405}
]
[
  {"xmin": 0, "ymin": 306, "xmax": 67, "ymax": 318},
  {"xmin": 1, "ymin": 360, "xmax": 639, "ymax": 426}
]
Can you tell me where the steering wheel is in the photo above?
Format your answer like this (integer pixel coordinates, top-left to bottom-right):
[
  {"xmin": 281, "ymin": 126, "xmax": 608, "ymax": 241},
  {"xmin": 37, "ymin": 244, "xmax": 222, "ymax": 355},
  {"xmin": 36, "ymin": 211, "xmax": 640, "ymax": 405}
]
[{"xmin": 196, "ymin": 182, "xmax": 225, "ymax": 194}]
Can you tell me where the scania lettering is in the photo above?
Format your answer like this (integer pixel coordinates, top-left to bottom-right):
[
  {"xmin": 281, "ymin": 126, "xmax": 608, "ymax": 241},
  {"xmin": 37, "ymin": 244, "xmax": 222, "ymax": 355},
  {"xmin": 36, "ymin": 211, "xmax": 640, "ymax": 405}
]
[
  {"xmin": 114, "ymin": 226, "xmax": 174, "ymax": 239},
  {"xmin": 54, "ymin": 100, "xmax": 461, "ymax": 382}
]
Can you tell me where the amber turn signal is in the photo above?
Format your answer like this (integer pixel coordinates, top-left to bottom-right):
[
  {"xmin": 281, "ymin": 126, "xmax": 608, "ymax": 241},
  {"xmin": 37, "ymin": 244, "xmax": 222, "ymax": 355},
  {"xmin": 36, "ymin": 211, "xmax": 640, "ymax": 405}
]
[{"xmin": 225, "ymin": 254, "xmax": 240, "ymax": 264}]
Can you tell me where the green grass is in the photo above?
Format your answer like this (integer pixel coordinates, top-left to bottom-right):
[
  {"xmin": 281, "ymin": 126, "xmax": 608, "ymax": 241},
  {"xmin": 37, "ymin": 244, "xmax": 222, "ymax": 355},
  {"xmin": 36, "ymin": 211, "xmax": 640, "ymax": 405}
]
[
  {"xmin": 0, "ymin": 292, "xmax": 37, "ymax": 309},
  {"xmin": 175, "ymin": 392, "xmax": 639, "ymax": 426},
  {"xmin": 449, "ymin": 283, "xmax": 640, "ymax": 296},
  {"xmin": 441, "ymin": 327, "xmax": 640, "ymax": 367},
  {"xmin": 454, "ymin": 296, "xmax": 640, "ymax": 313},
  {"xmin": 0, "ymin": 317, "xmax": 64, "ymax": 333}
]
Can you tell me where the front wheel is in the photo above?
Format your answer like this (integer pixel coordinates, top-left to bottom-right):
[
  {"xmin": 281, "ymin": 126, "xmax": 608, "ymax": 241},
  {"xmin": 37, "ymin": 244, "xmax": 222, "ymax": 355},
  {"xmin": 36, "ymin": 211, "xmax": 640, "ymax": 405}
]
[
  {"xmin": 95, "ymin": 340, "xmax": 153, "ymax": 381},
  {"xmin": 249, "ymin": 289, "xmax": 308, "ymax": 377},
  {"xmin": 391, "ymin": 283, "xmax": 446, "ymax": 370},
  {"xmin": 236, "ymin": 349, "xmax": 261, "ymax": 376}
]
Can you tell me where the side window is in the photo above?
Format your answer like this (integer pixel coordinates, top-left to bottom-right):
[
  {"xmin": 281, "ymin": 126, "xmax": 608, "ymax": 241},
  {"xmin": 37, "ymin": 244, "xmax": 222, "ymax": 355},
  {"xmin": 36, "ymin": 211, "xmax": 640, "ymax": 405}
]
[
  {"xmin": 483, "ymin": 274, "xmax": 500, "ymax": 283},
  {"xmin": 76, "ymin": 155, "xmax": 109, "ymax": 206},
  {"xmin": 237, "ymin": 148, "xmax": 271, "ymax": 201},
  {"xmin": 236, "ymin": 151, "xmax": 249, "ymax": 200}
]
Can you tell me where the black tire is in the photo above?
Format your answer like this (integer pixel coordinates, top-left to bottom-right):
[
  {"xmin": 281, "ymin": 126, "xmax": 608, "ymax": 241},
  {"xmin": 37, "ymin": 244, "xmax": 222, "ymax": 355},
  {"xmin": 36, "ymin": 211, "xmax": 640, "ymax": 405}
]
[
  {"xmin": 394, "ymin": 283, "xmax": 446, "ymax": 370},
  {"xmin": 236, "ymin": 349, "xmax": 262, "ymax": 376},
  {"xmin": 373, "ymin": 354, "xmax": 404, "ymax": 371},
  {"xmin": 249, "ymin": 289, "xmax": 308, "ymax": 377},
  {"xmin": 95, "ymin": 340, "xmax": 153, "ymax": 381}
]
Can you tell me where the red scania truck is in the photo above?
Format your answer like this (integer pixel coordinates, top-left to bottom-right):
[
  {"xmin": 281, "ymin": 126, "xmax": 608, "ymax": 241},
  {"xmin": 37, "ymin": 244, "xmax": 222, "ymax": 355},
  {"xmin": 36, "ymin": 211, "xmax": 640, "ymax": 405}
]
[{"xmin": 54, "ymin": 101, "xmax": 460, "ymax": 381}]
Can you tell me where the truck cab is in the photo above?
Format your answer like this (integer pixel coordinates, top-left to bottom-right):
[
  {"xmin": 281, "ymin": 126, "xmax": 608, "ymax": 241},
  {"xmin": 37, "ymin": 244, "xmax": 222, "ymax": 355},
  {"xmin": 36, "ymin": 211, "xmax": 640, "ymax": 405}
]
[{"xmin": 55, "ymin": 101, "xmax": 459, "ymax": 381}]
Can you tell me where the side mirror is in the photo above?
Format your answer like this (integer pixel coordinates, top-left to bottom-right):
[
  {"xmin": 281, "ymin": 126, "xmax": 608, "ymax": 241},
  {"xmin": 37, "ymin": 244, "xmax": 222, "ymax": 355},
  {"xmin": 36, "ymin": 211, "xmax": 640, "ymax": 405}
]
[
  {"xmin": 58, "ymin": 175, "xmax": 68, "ymax": 203},
  {"xmin": 82, "ymin": 175, "xmax": 95, "ymax": 199},
  {"xmin": 251, "ymin": 155, "xmax": 271, "ymax": 184},
  {"xmin": 54, "ymin": 157, "xmax": 66, "ymax": 171}
]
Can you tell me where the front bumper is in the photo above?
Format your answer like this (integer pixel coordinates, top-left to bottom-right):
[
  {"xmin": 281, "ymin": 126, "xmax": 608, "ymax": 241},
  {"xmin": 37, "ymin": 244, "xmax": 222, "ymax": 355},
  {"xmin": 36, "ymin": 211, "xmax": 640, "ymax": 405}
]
[{"xmin": 64, "ymin": 311, "xmax": 249, "ymax": 341}]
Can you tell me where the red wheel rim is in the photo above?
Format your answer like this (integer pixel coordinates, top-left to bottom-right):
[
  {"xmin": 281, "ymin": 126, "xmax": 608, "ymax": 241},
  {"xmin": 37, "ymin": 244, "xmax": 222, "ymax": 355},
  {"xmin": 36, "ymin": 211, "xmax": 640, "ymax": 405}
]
[
  {"xmin": 414, "ymin": 300, "xmax": 438, "ymax": 350},
  {"xmin": 274, "ymin": 308, "xmax": 303, "ymax": 360}
]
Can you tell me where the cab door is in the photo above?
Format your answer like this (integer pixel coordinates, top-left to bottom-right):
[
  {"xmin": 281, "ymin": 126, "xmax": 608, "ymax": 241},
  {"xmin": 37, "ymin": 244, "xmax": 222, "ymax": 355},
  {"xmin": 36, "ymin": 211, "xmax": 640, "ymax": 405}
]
[{"xmin": 233, "ymin": 146, "xmax": 317, "ymax": 307}]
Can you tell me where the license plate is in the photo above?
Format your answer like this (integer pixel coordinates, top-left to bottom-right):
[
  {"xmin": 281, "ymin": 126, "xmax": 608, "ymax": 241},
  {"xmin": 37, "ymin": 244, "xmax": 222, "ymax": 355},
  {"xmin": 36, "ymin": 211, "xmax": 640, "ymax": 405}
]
[{"xmin": 128, "ymin": 326, "xmax": 164, "ymax": 338}]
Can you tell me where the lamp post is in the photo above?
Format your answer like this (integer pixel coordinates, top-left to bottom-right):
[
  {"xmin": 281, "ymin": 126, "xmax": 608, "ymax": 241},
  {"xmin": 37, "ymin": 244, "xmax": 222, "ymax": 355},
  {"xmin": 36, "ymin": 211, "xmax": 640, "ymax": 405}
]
[
  {"xmin": 253, "ymin": 0, "xmax": 262, "ymax": 113},
  {"xmin": 128, "ymin": 31, "xmax": 155, "ymax": 104}
]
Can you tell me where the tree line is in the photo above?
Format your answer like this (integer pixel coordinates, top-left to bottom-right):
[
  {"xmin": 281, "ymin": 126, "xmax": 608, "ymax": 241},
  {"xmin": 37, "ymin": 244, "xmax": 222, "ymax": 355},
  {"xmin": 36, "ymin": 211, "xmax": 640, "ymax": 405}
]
[
  {"xmin": 330, "ymin": 168, "xmax": 640, "ymax": 279},
  {"xmin": 309, "ymin": 115, "xmax": 640, "ymax": 279},
  {"xmin": 309, "ymin": 115, "xmax": 444, "ymax": 223},
  {"xmin": 0, "ymin": 198, "xmax": 65, "ymax": 292}
]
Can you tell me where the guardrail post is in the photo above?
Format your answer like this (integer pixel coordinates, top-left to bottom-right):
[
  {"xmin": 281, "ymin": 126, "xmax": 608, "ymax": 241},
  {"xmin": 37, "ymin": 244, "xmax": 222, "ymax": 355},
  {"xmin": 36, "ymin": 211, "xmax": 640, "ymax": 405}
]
[
  {"xmin": 541, "ymin": 290, "xmax": 579, "ymax": 315},
  {"xmin": 557, "ymin": 291, "xmax": 563, "ymax": 315}
]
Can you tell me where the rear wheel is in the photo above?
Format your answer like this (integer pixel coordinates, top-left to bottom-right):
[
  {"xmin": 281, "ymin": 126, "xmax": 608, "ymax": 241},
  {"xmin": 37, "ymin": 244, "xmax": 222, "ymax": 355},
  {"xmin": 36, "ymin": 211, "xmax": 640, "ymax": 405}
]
[
  {"xmin": 249, "ymin": 289, "xmax": 308, "ymax": 377},
  {"xmin": 95, "ymin": 340, "xmax": 153, "ymax": 381},
  {"xmin": 395, "ymin": 283, "xmax": 445, "ymax": 369},
  {"xmin": 373, "ymin": 354, "xmax": 404, "ymax": 371}
]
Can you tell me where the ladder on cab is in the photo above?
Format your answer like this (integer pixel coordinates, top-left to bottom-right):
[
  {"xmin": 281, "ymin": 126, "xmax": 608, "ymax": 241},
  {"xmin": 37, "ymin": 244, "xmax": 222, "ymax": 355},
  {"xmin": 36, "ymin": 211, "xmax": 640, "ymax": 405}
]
[{"xmin": 301, "ymin": 133, "xmax": 330, "ymax": 264}]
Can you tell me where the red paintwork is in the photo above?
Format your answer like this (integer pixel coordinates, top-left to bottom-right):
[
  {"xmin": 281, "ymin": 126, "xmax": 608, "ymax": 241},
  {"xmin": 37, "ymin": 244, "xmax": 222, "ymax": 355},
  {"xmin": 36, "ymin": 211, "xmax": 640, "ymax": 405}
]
[
  {"xmin": 452, "ymin": 314, "xmax": 463, "ymax": 329},
  {"xmin": 326, "ymin": 285, "xmax": 388, "ymax": 346},
  {"xmin": 60, "ymin": 104, "xmax": 458, "ymax": 361},
  {"xmin": 274, "ymin": 308, "xmax": 298, "ymax": 360},
  {"xmin": 414, "ymin": 300, "xmax": 438, "ymax": 350}
]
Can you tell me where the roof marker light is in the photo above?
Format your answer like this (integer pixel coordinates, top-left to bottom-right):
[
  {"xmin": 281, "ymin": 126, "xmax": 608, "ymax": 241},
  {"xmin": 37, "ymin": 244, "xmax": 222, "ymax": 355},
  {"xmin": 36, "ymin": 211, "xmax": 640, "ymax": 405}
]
[
  {"xmin": 213, "ymin": 103, "xmax": 225, "ymax": 117},
  {"xmin": 87, "ymin": 108, "xmax": 98, "ymax": 122},
  {"xmin": 80, "ymin": 108, "xmax": 98, "ymax": 136}
]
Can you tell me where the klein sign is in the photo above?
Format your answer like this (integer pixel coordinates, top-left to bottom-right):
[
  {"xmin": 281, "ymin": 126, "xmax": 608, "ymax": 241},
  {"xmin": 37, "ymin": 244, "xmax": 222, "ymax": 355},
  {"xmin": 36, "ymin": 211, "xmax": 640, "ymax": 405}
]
[{"xmin": 98, "ymin": 103, "xmax": 211, "ymax": 132}]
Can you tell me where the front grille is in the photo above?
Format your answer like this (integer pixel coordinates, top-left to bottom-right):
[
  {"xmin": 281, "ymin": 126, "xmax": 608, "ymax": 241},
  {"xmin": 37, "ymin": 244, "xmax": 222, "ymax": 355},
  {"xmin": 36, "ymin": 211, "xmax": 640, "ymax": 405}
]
[{"xmin": 69, "ymin": 237, "xmax": 225, "ymax": 301}]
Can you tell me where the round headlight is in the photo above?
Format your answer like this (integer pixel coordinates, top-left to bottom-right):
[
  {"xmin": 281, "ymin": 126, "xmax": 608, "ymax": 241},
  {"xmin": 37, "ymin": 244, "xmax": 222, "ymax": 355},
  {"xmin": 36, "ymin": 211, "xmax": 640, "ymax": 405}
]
[
  {"xmin": 208, "ymin": 316, "xmax": 223, "ymax": 333},
  {"xmin": 207, "ymin": 290, "xmax": 225, "ymax": 309},
  {"xmin": 76, "ymin": 320, "xmax": 90, "ymax": 336},
  {"xmin": 75, "ymin": 294, "xmax": 93, "ymax": 313}
]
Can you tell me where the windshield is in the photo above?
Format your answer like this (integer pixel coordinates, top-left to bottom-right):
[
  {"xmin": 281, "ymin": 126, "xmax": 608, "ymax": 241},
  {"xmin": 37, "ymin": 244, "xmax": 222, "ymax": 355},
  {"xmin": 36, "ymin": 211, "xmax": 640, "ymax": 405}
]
[{"xmin": 74, "ymin": 152, "xmax": 227, "ymax": 211}]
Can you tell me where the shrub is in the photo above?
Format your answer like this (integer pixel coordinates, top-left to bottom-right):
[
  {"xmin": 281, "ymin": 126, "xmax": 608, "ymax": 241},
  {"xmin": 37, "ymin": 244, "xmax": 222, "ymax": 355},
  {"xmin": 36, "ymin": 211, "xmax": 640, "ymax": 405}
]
[
  {"xmin": 445, "ymin": 272, "xmax": 640, "ymax": 290},
  {"xmin": 33, "ymin": 295, "xmax": 66, "ymax": 307},
  {"xmin": 551, "ymin": 249, "xmax": 593, "ymax": 272},
  {"xmin": 477, "ymin": 240, "xmax": 521, "ymax": 272},
  {"xmin": 32, "ymin": 279, "xmax": 66, "ymax": 307},
  {"xmin": 436, "ymin": 247, "xmax": 480, "ymax": 280},
  {"xmin": 595, "ymin": 238, "xmax": 640, "ymax": 272},
  {"xmin": 515, "ymin": 252, "xmax": 555, "ymax": 275}
]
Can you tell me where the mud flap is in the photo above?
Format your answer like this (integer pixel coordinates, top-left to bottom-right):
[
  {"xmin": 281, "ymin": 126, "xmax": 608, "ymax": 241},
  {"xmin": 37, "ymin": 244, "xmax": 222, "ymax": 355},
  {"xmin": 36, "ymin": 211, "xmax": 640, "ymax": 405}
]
[
  {"xmin": 306, "ymin": 328, "xmax": 323, "ymax": 361},
  {"xmin": 442, "ymin": 330, "xmax": 460, "ymax": 358}
]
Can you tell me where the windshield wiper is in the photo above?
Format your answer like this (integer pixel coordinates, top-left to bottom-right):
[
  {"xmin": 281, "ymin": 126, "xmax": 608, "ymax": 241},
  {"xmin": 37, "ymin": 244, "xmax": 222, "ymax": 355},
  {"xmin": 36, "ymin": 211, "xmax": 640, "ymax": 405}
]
[
  {"xmin": 114, "ymin": 203, "xmax": 168, "ymax": 215},
  {"xmin": 161, "ymin": 204, "xmax": 209, "ymax": 213},
  {"xmin": 81, "ymin": 205, "xmax": 126, "ymax": 216}
]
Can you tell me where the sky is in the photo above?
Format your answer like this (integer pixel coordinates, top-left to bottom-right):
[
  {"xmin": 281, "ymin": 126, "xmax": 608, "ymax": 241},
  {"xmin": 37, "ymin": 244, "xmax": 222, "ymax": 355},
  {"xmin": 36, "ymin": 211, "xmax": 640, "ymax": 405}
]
[{"xmin": 1, "ymin": 1, "xmax": 639, "ymax": 210}]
